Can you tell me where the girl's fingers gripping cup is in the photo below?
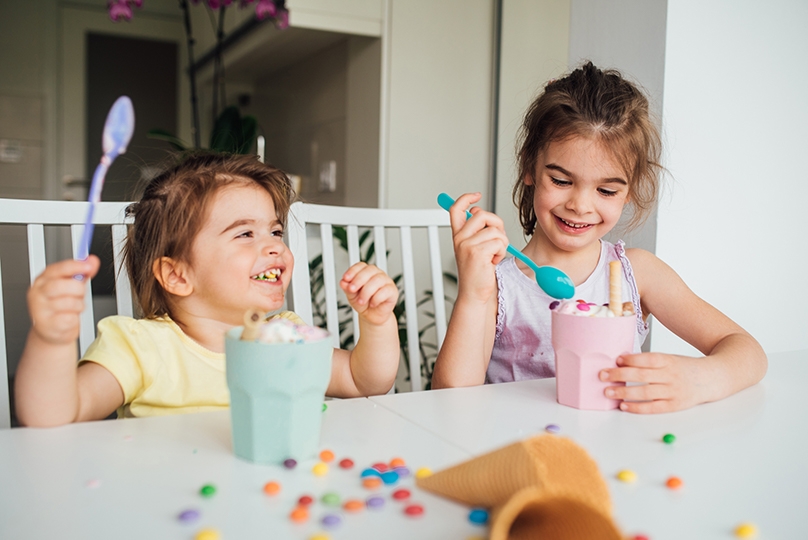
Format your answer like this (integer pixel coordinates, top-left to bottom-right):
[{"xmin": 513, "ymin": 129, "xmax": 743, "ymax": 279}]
[
  {"xmin": 226, "ymin": 311, "xmax": 332, "ymax": 464},
  {"xmin": 551, "ymin": 262, "xmax": 635, "ymax": 410}
]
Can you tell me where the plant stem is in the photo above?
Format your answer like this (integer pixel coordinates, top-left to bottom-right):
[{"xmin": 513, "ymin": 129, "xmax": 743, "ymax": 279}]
[
  {"xmin": 179, "ymin": 0, "xmax": 201, "ymax": 148},
  {"xmin": 212, "ymin": 6, "xmax": 227, "ymax": 125}
]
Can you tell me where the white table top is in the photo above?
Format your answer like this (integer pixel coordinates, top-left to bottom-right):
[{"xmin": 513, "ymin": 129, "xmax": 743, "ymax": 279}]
[{"xmin": 1, "ymin": 349, "xmax": 806, "ymax": 540}]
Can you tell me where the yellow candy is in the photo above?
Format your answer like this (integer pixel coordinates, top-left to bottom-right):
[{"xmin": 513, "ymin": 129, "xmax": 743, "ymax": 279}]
[
  {"xmin": 616, "ymin": 469, "xmax": 637, "ymax": 483},
  {"xmin": 735, "ymin": 523, "xmax": 757, "ymax": 538},
  {"xmin": 309, "ymin": 534, "xmax": 330, "ymax": 540},
  {"xmin": 195, "ymin": 529, "xmax": 221, "ymax": 540},
  {"xmin": 312, "ymin": 462, "xmax": 329, "ymax": 476},
  {"xmin": 414, "ymin": 467, "xmax": 432, "ymax": 479}
]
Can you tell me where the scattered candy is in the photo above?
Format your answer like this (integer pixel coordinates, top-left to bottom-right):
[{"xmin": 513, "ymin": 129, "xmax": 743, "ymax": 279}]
[
  {"xmin": 343, "ymin": 499, "xmax": 364, "ymax": 512},
  {"xmin": 631, "ymin": 535, "xmax": 650, "ymax": 540},
  {"xmin": 312, "ymin": 462, "xmax": 329, "ymax": 476},
  {"xmin": 86, "ymin": 479, "xmax": 101, "ymax": 489},
  {"xmin": 199, "ymin": 484, "xmax": 217, "ymax": 497},
  {"xmin": 616, "ymin": 470, "xmax": 637, "ymax": 483},
  {"xmin": 195, "ymin": 529, "xmax": 220, "ymax": 540},
  {"xmin": 389, "ymin": 457, "xmax": 406, "ymax": 468},
  {"xmin": 734, "ymin": 523, "xmax": 757, "ymax": 538},
  {"xmin": 371, "ymin": 462, "xmax": 389, "ymax": 473},
  {"xmin": 298, "ymin": 495, "xmax": 314, "ymax": 506},
  {"xmin": 177, "ymin": 509, "xmax": 200, "ymax": 523},
  {"xmin": 289, "ymin": 507, "xmax": 309, "ymax": 522},
  {"xmin": 310, "ymin": 534, "xmax": 330, "ymax": 540},
  {"xmin": 366, "ymin": 495, "xmax": 385, "ymax": 509},
  {"xmin": 263, "ymin": 481, "xmax": 281, "ymax": 495},
  {"xmin": 284, "ymin": 458, "xmax": 298, "ymax": 469},
  {"xmin": 662, "ymin": 433, "xmax": 676, "ymax": 444},
  {"xmin": 549, "ymin": 300, "xmax": 560, "ymax": 310},
  {"xmin": 339, "ymin": 458, "xmax": 354, "ymax": 469},
  {"xmin": 360, "ymin": 468, "xmax": 381, "ymax": 478},
  {"xmin": 319, "ymin": 450, "xmax": 335, "ymax": 462},
  {"xmin": 392, "ymin": 488, "xmax": 411, "ymax": 500},
  {"xmin": 394, "ymin": 466, "xmax": 411, "ymax": 478},
  {"xmin": 321, "ymin": 493, "xmax": 341, "ymax": 506},
  {"xmin": 545, "ymin": 424, "xmax": 560, "ymax": 434},
  {"xmin": 404, "ymin": 503, "xmax": 424, "ymax": 517},
  {"xmin": 321, "ymin": 514, "xmax": 342, "ymax": 528},
  {"xmin": 381, "ymin": 470, "xmax": 400, "ymax": 485},
  {"xmin": 469, "ymin": 508, "xmax": 489, "ymax": 525},
  {"xmin": 415, "ymin": 467, "xmax": 432, "ymax": 479},
  {"xmin": 665, "ymin": 476, "xmax": 683, "ymax": 489},
  {"xmin": 322, "ymin": 403, "xmax": 327, "ymax": 412},
  {"xmin": 362, "ymin": 477, "xmax": 382, "ymax": 489}
]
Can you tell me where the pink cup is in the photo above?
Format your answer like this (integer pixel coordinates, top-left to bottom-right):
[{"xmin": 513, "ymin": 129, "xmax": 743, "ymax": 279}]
[{"xmin": 551, "ymin": 310, "xmax": 635, "ymax": 410}]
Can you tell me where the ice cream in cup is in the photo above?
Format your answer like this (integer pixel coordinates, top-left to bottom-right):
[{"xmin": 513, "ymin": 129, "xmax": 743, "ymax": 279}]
[
  {"xmin": 551, "ymin": 262, "xmax": 635, "ymax": 410},
  {"xmin": 225, "ymin": 311, "xmax": 332, "ymax": 464}
]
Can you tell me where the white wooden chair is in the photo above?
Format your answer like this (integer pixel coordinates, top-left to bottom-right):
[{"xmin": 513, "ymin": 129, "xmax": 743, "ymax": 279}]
[
  {"xmin": 285, "ymin": 202, "xmax": 453, "ymax": 392},
  {"xmin": 0, "ymin": 198, "xmax": 133, "ymax": 428}
]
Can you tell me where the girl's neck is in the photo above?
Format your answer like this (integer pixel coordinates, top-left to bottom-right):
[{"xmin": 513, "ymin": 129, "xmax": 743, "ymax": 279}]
[
  {"xmin": 170, "ymin": 307, "xmax": 235, "ymax": 354},
  {"xmin": 519, "ymin": 234, "xmax": 603, "ymax": 287}
]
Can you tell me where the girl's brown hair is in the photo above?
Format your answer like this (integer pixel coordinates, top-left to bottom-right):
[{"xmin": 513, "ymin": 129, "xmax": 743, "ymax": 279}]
[
  {"xmin": 124, "ymin": 152, "xmax": 294, "ymax": 319},
  {"xmin": 513, "ymin": 61, "xmax": 662, "ymax": 236}
]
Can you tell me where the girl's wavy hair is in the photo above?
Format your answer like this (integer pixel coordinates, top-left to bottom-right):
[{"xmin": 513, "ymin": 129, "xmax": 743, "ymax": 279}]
[
  {"xmin": 513, "ymin": 61, "xmax": 663, "ymax": 236},
  {"xmin": 124, "ymin": 152, "xmax": 294, "ymax": 319}
]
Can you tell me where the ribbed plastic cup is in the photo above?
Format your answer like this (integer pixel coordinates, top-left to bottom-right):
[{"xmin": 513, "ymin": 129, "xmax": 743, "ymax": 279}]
[
  {"xmin": 551, "ymin": 311, "xmax": 634, "ymax": 410},
  {"xmin": 225, "ymin": 327, "xmax": 332, "ymax": 464}
]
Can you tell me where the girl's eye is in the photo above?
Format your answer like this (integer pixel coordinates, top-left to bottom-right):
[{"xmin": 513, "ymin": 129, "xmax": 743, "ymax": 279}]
[
  {"xmin": 598, "ymin": 188, "xmax": 618, "ymax": 197},
  {"xmin": 272, "ymin": 229, "xmax": 284, "ymax": 237},
  {"xmin": 550, "ymin": 177, "xmax": 571, "ymax": 187},
  {"xmin": 237, "ymin": 231, "xmax": 253, "ymax": 238}
]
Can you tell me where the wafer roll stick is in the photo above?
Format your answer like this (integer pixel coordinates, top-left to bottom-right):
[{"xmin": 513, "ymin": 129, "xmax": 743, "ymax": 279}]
[
  {"xmin": 240, "ymin": 308, "xmax": 264, "ymax": 341},
  {"xmin": 608, "ymin": 261, "xmax": 621, "ymax": 316}
]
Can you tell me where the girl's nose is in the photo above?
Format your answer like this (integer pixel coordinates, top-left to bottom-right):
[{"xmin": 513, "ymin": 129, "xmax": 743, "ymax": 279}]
[
  {"xmin": 264, "ymin": 236, "xmax": 287, "ymax": 256},
  {"xmin": 566, "ymin": 188, "xmax": 593, "ymax": 214}
]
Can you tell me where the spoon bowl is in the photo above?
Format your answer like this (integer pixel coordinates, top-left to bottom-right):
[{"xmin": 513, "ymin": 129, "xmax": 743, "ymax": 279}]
[{"xmin": 437, "ymin": 193, "xmax": 575, "ymax": 299}]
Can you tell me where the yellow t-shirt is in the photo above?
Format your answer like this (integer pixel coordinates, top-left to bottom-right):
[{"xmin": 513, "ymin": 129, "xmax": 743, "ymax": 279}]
[{"xmin": 80, "ymin": 312, "xmax": 305, "ymax": 418}]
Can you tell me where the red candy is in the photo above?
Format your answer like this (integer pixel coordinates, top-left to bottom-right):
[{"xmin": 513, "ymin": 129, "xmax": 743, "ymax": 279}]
[
  {"xmin": 404, "ymin": 504, "xmax": 424, "ymax": 516},
  {"xmin": 371, "ymin": 462, "xmax": 389, "ymax": 473},
  {"xmin": 339, "ymin": 458, "xmax": 354, "ymax": 469},
  {"xmin": 392, "ymin": 489, "xmax": 411, "ymax": 500},
  {"xmin": 298, "ymin": 495, "xmax": 314, "ymax": 506}
]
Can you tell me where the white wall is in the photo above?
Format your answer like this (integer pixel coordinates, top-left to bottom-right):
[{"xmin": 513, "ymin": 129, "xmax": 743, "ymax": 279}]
[{"xmin": 653, "ymin": 0, "xmax": 808, "ymax": 355}]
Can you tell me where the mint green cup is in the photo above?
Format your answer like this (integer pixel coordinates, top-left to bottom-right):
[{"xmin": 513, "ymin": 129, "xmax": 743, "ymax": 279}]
[{"xmin": 225, "ymin": 327, "xmax": 332, "ymax": 465}]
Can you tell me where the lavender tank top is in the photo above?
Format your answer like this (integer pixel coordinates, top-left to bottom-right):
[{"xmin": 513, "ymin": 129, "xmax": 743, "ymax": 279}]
[{"xmin": 486, "ymin": 240, "xmax": 648, "ymax": 383}]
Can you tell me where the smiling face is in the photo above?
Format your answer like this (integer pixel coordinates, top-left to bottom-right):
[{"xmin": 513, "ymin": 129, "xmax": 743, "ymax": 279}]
[
  {"xmin": 528, "ymin": 136, "xmax": 630, "ymax": 254},
  {"xmin": 184, "ymin": 181, "xmax": 294, "ymax": 324}
]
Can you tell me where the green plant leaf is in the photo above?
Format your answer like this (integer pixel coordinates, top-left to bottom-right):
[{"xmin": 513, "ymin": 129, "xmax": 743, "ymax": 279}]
[{"xmin": 147, "ymin": 129, "xmax": 189, "ymax": 151}]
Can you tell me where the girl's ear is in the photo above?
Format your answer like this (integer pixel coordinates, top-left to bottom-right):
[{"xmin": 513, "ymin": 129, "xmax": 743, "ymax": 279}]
[
  {"xmin": 153, "ymin": 257, "xmax": 193, "ymax": 297},
  {"xmin": 523, "ymin": 173, "xmax": 534, "ymax": 186}
]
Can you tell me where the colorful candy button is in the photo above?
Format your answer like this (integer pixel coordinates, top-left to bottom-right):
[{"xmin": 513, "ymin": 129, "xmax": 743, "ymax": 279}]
[
  {"xmin": 392, "ymin": 488, "xmax": 411, "ymax": 500},
  {"xmin": 298, "ymin": 495, "xmax": 314, "ymax": 507},
  {"xmin": 310, "ymin": 534, "xmax": 330, "ymax": 540},
  {"xmin": 545, "ymin": 424, "xmax": 560, "ymax": 434},
  {"xmin": 177, "ymin": 509, "xmax": 200, "ymax": 523},
  {"xmin": 404, "ymin": 504, "xmax": 424, "ymax": 517},
  {"xmin": 415, "ymin": 467, "xmax": 432, "ymax": 479},
  {"xmin": 339, "ymin": 458, "xmax": 355, "ymax": 469},
  {"xmin": 199, "ymin": 484, "xmax": 217, "ymax": 497},
  {"xmin": 394, "ymin": 466, "xmax": 411, "ymax": 478},
  {"xmin": 321, "ymin": 514, "xmax": 342, "ymax": 528},
  {"xmin": 662, "ymin": 433, "xmax": 676, "ymax": 444},
  {"xmin": 665, "ymin": 476, "xmax": 683, "ymax": 489},
  {"xmin": 362, "ymin": 477, "xmax": 382, "ymax": 489},
  {"xmin": 616, "ymin": 470, "xmax": 637, "ymax": 483},
  {"xmin": 734, "ymin": 523, "xmax": 757, "ymax": 538},
  {"xmin": 366, "ymin": 495, "xmax": 385, "ymax": 509},
  {"xmin": 195, "ymin": 529, "xmax": 220, "ymax": 540},
  {"xmin": 263, "ymin": 481, "xmax": 281, "ymax": 495},
  {"xmin": 371, "ymin": 462, "xmax": 389, "ymax": 473},
  {"xmin": 389, "ymin": 457, "xmax": 406, "ymax": 468},
  {"xmin": 284, "ymin": 458, "xmax": 297, "ymax": 469},
  {"xmin": 360, "ymin": 467, "xmax": 382, "ymax": 478},
  {"xmin": 469, "ymin": 508, "xmax": 489, "ymax": 525},
  {"xmin": 321, "ymin": 492, "xmax": 341, "ymax": 506},
  {"xmin": 381, "ymin": 470, "xmax": 400, "ymax": 485},
  {"xmin": 319, "ymin": 450, "xmax": 335, "ymax": 463},
  {"xmin": 289, "ymin": 507, "xmax": 309, "ymax": 522},
  {"xmin": 549, "ymin": 300, "xmax": 560, "ymax": 310},
  {"xmin": 576, "ymin": 303, "xmax": 591, "ymax": 311},
  {"xmin": 343, "ymin": 499, "xmax": 364, "ymax": 512},
  {"xmin": 312, "ymin": 462, "xmax": 329, "ymax": 476},
  {"xmin": 322, "ymin": 403, "xmax": 327, "ymax": 412}
]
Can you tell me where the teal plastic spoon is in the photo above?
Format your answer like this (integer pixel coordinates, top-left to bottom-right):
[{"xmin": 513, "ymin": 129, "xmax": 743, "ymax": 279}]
[{"xmin": 437, "ymin": 193, "xmax": 575, "ymax": 299}]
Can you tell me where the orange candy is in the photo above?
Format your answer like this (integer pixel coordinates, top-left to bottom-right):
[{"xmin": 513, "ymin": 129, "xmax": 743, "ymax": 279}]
[
  {"xmin": 362, "ymin": 477, "xmax": 382, "ymax": 489},
  {"xmin": 343, "ymin": 499, "xmax": 364, "ymax": 513},
  {"xmin": 666, "ymin": 476, "xmax": 683, "ymax": 489},
  {"xmin": 319, "ymin": 450, "xmax": 335, "ymax": 463},
  {"xmin": 389, "ymin": 457, "xmax": 406, "ymax": 468},
  {"xmin": 263, "ymin": 481, "xmax": 281, "ymax": 495},
  {"xmin": 289, "ymin": 506, "xmax": 309, "ymax": 522}
]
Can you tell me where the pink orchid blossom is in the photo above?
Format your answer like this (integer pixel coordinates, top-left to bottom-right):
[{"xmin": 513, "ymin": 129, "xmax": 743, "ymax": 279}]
[
  {"xmin": 107, "ymin": 0, "xmax": 133, "ymax": 22},
  {"xmin": 255, "ymin": 0, "xmax": 277, "ymax": 20}
]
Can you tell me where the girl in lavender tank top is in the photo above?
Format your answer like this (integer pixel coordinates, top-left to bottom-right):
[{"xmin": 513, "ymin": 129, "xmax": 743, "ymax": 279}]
[{"xmin": 432, "ymin": 62, "xmax": 766, "ymax": 414}]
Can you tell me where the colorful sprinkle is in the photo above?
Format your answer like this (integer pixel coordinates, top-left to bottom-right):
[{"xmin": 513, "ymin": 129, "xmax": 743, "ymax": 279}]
[
  {"xmin": 392, "ymin": 488, "xmax": 411, "ymax": 500},
  {"xmin": 312, "ymin": 462, "xmax": 329, "ymax": 476},
  {"xmin": 290, "ymin": 506, "xmax": 309, "ymax": 522},
  {"xmin": 298, "ymin": 495, "xmax": 314, "ymax": 506},
  {"xmin": 366, "ymin": 495, "xmax": 385, "ymax": 509},
  {"xmin": 199, "ymin": 484, "xmax": 216, "ymax": 497},
  {"xmin": 283, "ymin": 458, "xmax": 297, "ymax": 469},
  {"xmin": 343, "ymin": 499, "xmax": 364, "ymax": 512},
  {"xmin": 662, "ymin": 433, "xmax": 676, "ymax": 444},
  {"xmin": 549, "ymin": 300, "xmax": 560, "ymax": 310},
  {"xmin": 576, "ymin": 303, "xmax": 591, "ymax": 311},
  {"xmin": 177, "ymin": 509, "xmax": 200, "ymax": 523},
  {"xmin": 194, "ymin": 529, "xmax": 220, "ymax": 540},
  {"xmin": 339, "ymin": 458, "xmax": 354, "ymax": 469},
  {"xmin": 665, "ymin": 476, "xmax": 683, "ymax": 489},
  {"xmin": 469, "ymin": 508, "xmax": 489, "ymax": 525},
  {"xmin": 415, "ymin": 467, "xmax": 432, "ymax": 479},
  {"xmin": 616, "ymin": 470, "xmax": 637, "ymax": 483},
  {"xmin": 321, "ymin": 514, "xmax": 342, "ymax": 528},
  {"xmin": 404, "ymin": 504, "xmax": 424, "ymax": 517},
  {"xmin": 545, "ymin": 424, "xmax": 560, "ymax": 434},
  {"xmin": 319, "ymin": 450, "xmax": 335, "ymax": 462},
  {"xmin": 322, "ymin": 403, "xmax": 327, "ymax": 412},
  {"xmin": 734, "ymin": 523, "xmax": 757, "ymax": 538},
  {"xmin": 263, "ymin": 481, "xmax": 281, "ymax": 495}
]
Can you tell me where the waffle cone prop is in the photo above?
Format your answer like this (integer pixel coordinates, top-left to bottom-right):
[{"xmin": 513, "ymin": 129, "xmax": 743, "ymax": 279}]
[{"xmin": 416, "ymin": 435, "xmax": 622, "ymax": 540}]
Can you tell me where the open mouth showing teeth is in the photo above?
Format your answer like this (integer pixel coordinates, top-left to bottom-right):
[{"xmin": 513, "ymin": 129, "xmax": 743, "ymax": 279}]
[
  {"xmin": 558, "ymin": 217, "xmax": 592, "ymax": 229},
  {"xmin": 252, "ymin": 268, "xmax": 282, "ymax": 282}
]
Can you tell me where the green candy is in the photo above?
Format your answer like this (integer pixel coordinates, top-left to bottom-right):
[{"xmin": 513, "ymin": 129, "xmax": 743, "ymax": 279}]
[
  {"xmin": 662, "ymin": 433, "xmax": 676, "ymax": 444},
  {"xmin": 321, "ymin": 492, "xmax": 340, "ymax": 506},
  {"xmin": 322, "ymin": 402, "xmax": 327, "ymax": 412},
  {"xmin": 200, "ymin": 484, "xmax": 217, "ymax": 497}
]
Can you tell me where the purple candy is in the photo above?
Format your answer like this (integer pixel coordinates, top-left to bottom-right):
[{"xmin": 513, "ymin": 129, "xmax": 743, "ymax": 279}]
[
  {"xmin": 321, "ymin": 514, "xmax": 342, "ymax": 527},
  {"xmin": 393, "ymin": 466, "xmax": 411, "ymax": 478},
  {"xmin": 366, "ymin": 495, "xmax": 385, "ymax": 509},
  {"xmin": 177, "ymin": 509, "xmax": 200, "ymax": 523},
  {"xmin": 545, "ymin": 424, "xmax": 561, "ymax": 434},
  {"xmin": 283, "ymin": 458, "xmax": 297, "ymax": 469},
  {"xmin": 549, "ymin": 300, "xmax": 560, "ymax": 310}
]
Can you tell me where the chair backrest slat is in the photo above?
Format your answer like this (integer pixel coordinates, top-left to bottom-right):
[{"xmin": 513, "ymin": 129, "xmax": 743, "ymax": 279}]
[
  {"xmin": 428, "ymin": 225, "xmax": 448, "ymax": 349},
  {"xmin": 26, "ymin": 224, "xmax": 46, "ymax": 284},
  {"xmin": 71, "ymin": 224, "xmax": 96, "ymax": 356},
  {"xmin": 111, "ymin": 224, "xmax": 134, "ymax": 318},
  {"xmin": 345, "ymin": 225, "xmax": 361, "ymax": 346},
  {"xmin": 399, "ymin": 226, "xmax": 422, "ymax": 391},
  {"xmin": 0, "ymin": 258, "xmax": 9, "ymax": 428},
  {"xmin": 372, "ymin": 226, "xmax": 387, "ymax": 273},
  {"xmin": 285, "ymin": 204, "xmax": 313, "ymax": 326},
  {"xmin": 319, "ymin": 223, "xmax": 341, "ymax": 348}
]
